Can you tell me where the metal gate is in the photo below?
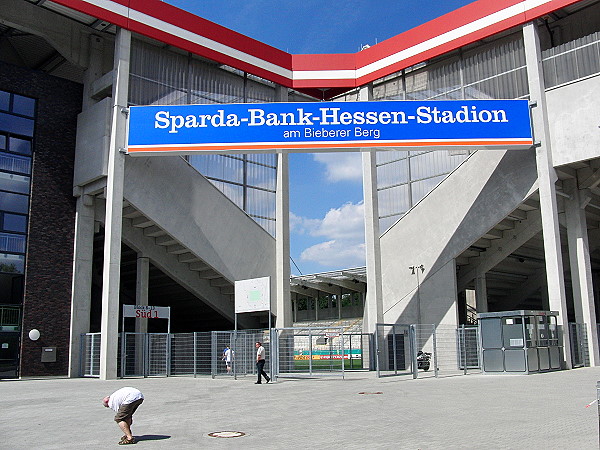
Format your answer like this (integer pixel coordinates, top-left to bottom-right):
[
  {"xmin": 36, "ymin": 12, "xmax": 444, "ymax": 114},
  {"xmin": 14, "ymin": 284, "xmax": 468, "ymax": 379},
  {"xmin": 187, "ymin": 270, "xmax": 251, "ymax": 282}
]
[
  {"xmin": 374, "ymin": 323, "xmax": 439, "ymax": 378},
  {"xmin": 273, "ymin": 327, "xmax": 345, "ymax": 379},
  {"xmin": 374, "ymin": 324, "xmax": 412, "ymax": 377},
  {"xmin": 211, "ymin": 330, "xmax": 266, "ymax": 378},
  {"xmin": 457, "ymin": 325, "xmax": 480, "ymax": 372},
  {"xmin": 411, "ymin": 324, "xmax": 438, "ymax": 378},
  {"xmin": 81, "ymin": 332, "xmax": 101, "ymax": 377},
  {"xmin": 344, "ymin": 333, "xmax": 372, "ymax": 370},
  {"xmin": 120, "ymin": 332, "xmax": 170, "ymax": 377},
  {"xmin": 570, "ymin": 323, "xmax": 589, "ymax": 368}
]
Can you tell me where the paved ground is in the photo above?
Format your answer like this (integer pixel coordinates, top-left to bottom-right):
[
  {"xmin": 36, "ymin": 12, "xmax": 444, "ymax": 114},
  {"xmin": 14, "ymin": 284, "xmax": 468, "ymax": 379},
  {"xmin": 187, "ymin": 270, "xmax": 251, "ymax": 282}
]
[{"xmin": 1, "ymin": 367, "xmax": 599, "ymax": 449}]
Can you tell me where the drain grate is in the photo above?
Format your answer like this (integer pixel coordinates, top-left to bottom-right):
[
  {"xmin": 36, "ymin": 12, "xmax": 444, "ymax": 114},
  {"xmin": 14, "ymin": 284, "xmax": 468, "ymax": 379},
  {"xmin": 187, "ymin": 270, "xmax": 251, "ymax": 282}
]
[
  {"xmin": 208, "ymin": 431, "xmax": 246, "ymax": 438},
  {"xmin": 358, "ymin": 391, "xmax": 383, "ymax": 395}
]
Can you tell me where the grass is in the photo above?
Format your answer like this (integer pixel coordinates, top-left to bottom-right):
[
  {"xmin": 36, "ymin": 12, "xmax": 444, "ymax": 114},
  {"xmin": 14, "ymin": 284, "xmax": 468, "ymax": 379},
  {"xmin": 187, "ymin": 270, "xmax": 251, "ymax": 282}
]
[{"xmin": 287, "ymin": 359, "xmax": 364, "ymax": 370}]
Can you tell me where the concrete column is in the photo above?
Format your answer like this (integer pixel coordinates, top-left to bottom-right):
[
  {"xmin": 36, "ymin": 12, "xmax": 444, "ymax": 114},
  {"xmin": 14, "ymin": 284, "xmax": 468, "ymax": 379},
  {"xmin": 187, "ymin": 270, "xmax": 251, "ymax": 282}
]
[
  {"xmin": 360, "ymin": 84, "xmax": 383, "ymax": 335},
  {"xmin": 99, "ymin": 28, "xmax": 131, "ymax": 380},
  {"xmin": 82, "ymin": 34, "xmax": 104, "ymax": 110},
  {"xmin": 134, "ymin": 255, "xmax": 149, "ymax": 374},
  {"xmin": 68, "ymin": 194, "xmax": 95, "ymax": 377},
  {"xmin": 564, "ymin": 179, "xmax": 599, "ymax": 366},
  {"xmin": 135, "ymin": 256, "xmax": 150, "ymax": 334},
  {"xmin": 275, "ymin": 86, "xmax": 292, "ymax": 328},
  {"xmin": 475, "ymin": 275, "xmax": 488, "ymax": 313},
  {"xmin": 523, "ymin": 22, "xmax": 571, "ymax": 368}
]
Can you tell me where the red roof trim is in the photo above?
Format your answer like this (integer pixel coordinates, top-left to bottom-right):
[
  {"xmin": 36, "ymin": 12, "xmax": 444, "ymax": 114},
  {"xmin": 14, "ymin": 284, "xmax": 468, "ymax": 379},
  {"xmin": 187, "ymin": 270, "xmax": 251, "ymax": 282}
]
[{"xmin": 50, "ymin": 0, "xmax": 584, "ymax": 96}]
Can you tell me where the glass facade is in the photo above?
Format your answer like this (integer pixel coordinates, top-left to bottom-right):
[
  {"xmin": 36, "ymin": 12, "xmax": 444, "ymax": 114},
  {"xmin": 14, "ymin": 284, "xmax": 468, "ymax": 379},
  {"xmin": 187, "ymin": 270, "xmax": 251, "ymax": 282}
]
[
  {"xmin": 366, "ymin": 28, "xmax": 600, "ymax": 234},
  {"xmin": 293, "ymin": 291, "xmax": 363, "ymax": 322},
  {"xmin": 129, "ymin": 39, "xmax": 279, "ymax": 235},
  {"xmin": 0, "ymin": 89, "xmax": 34, "ymax": 311},
  {"xmin": 337, "ymin": 33, "xmax": 529, "ymax": 233},
  {"xmin": 542, "ymin": 31, "xmax": 600, "ymax": 89}
]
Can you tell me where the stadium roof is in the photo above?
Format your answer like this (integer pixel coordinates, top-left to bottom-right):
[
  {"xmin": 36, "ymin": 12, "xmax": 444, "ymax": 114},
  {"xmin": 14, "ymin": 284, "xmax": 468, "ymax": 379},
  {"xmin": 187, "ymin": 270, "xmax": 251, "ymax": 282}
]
[{"xmin": 26, "ymin": 0, "xmax": 588, "ymax": 98}]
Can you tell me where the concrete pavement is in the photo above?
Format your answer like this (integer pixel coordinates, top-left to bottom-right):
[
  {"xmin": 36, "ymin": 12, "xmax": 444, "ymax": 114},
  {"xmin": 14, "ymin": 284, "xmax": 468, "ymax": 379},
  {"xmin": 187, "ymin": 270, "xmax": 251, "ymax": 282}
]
[{"xmin": 1, "ymin": 367, "xmax": 599, "ymax": 449}]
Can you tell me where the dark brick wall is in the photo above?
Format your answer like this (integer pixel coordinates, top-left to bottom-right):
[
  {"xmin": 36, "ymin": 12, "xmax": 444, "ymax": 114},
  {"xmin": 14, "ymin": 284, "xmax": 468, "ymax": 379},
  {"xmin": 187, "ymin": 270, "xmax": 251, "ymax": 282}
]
[{"xmin": 0, "ymin": 61, "xmax": 83, "ymax": 376}]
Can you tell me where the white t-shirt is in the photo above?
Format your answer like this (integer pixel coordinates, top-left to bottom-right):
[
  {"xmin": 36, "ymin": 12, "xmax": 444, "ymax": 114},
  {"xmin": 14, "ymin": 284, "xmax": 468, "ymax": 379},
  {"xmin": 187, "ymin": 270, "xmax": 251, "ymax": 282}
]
[
  {"xmin": 224, "ymin": 348, "xmax": 233, "ymax": 362},
  {"xmin": 256, "ymin": 345, "xmax": 265, "ymax": 361},
  {"xmin": 108, "ymin": 387, "xmax": 144, "ymax": 412}
]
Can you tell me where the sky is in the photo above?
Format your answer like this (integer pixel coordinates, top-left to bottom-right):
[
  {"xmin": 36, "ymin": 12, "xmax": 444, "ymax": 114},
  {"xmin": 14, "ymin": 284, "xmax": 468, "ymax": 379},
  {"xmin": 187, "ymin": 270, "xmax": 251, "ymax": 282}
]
[{"xmin": 164, "ymin": 0, "xmax": 474, "ymax": 275}]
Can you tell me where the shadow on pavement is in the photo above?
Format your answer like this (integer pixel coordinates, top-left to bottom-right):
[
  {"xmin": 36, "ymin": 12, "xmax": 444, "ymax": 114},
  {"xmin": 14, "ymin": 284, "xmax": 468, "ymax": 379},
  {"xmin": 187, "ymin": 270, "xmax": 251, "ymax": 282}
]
[{"xmin": 135, "ymin": 434, "xmax": 171, "ymax": 442}]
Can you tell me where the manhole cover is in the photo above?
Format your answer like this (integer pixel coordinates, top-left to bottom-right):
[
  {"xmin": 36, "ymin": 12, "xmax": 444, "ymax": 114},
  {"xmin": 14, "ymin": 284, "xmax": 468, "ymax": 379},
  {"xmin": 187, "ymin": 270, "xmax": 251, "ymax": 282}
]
[
  {"xmin": 358, "ymin": 391, "xmax": 383, "ymax": 395},
  {"xmin": 208, "ymin": 431, "xmax": 246, "ymax": 438}
]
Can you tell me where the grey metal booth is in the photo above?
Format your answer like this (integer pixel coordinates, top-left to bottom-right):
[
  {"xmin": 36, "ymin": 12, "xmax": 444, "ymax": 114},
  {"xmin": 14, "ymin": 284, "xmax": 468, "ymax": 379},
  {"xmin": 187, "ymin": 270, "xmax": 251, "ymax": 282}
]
[{"xmin": 478, "ymin": 310, "xmax": 562, "ymax": 374}]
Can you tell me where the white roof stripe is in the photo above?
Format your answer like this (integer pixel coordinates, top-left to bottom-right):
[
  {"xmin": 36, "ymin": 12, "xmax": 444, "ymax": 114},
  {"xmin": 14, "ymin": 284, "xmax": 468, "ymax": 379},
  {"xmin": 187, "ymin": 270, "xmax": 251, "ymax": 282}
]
[
  {"xmin": 74, "ymin": 0, "xmax": 554, "ymax": 83},
  {"xmin": 295, "ymin": 0, "xmax": 553, "ymax": 81},
  {"xmin": 128, "ymin": 9, "xmax": 294, "ymax": 80}
]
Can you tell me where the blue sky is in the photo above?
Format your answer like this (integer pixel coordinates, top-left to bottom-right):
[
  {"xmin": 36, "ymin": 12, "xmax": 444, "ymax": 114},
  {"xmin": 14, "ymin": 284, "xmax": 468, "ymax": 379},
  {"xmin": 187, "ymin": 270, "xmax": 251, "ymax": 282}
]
[{"xmin": 164, "ymin": 0, "xmax": 473, "ymax": 275}]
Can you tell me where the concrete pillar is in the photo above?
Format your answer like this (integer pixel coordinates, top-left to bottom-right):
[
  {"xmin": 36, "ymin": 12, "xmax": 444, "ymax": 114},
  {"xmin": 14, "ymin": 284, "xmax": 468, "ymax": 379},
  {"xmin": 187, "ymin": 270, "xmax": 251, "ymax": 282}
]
[
  {"xmin": 82, "ymin": 34, "xmax": 104, "ymax": 110},
  {"xmin": 68, "ymin": 33, "xmax": 105, "ymax": 378},
  {"xmin": 475, "ymin": 275, "xmax": 488, "ymax": 313},
  {"xmin": 564, "ymin": 179, "xmax": 599, "ymax": 366},
  {"xmin": 68, "ymin": 194, "xmax": 95, "ymax": 377},
  {"xmin": 360, "ymin": 84, "xmax": 383, "ymax": 335},
  {"xmin": 134, "ymin": 255, "xmax": 149, "ymax": 374},
  {"xmin": 99, "ymin": 28, "xmax": 131, "ymax": 380},
  {"xmin": 275, "ymin": 86, "xmax": 292, "ymax": 328},
  {"xmin": 135, "ymin": 256, "xmax": 150, "ymax": 334},
  {"xmin": 523, "ymin": 22, "xmax": 571, "ymax": 368}
]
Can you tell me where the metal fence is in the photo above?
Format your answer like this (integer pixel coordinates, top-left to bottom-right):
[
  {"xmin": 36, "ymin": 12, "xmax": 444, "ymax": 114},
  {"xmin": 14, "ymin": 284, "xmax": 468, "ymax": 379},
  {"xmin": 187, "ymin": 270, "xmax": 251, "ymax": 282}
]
[
  {"xmin": 458, "ymin": 325, "xmax": 480, "ymax": 372},
  {"xmin": 374, "ymin": 323, "xmax": 413, "ymax": 377},
  {"xmin": 81, "ymin": 324, "xmax": 486, "ymax": 379},
  {"xmin": 81, "ymin": 333, "xmax": 101, "ymax": 377},
  {"xmin": 570, "ymin": 323, "xmax": 589, "ymax": 368},
  {"xmin": 273, "ymin": 327, "xmax": 346, "ymax": 378},
  {"xmin": 82, "ymin": 330, "xmax": 272, "ymax": 379},
  {"xmin": 374, "ymin": 323, "xmax": 482, "ymax": 379},
  {"xmin": 211, "ymin": 330, "xmax": 269, "ymax": 378}
]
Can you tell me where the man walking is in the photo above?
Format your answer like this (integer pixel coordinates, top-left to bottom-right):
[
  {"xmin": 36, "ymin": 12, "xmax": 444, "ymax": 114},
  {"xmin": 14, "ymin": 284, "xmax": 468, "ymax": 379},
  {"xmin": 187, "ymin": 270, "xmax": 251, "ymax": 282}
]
[
  {"xmin": 222, "ymin": 345, "xmax": 234, "ymax": 375},
  {"xmin": 255, "ymin": 341, "xmax": 270, "ymax": 384},
  {"xmin": 102, "ymin": 386, "xmax": 144, "ymax": 445}
]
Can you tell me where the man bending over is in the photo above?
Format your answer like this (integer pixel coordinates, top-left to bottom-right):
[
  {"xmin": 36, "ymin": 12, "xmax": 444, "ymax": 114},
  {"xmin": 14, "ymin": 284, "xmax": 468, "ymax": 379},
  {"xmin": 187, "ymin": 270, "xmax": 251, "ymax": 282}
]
[{"xmin": 102, "ymin": 387, "xmax": 144, "ymax": 445}]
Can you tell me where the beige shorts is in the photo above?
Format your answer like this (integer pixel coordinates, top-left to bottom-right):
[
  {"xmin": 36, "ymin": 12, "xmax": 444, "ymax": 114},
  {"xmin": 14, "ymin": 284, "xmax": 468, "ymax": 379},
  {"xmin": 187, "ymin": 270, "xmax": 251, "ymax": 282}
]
[{"xmin": 114, "ymin": 398, "xmax": 144, "ymax": 422}]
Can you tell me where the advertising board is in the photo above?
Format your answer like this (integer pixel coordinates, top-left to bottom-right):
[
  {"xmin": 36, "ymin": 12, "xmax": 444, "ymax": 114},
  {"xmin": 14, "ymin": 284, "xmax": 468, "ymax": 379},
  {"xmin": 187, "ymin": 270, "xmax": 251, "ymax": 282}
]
[{"xmin": 127, "ymin": 100, "xmax": 533, "ymax": 155}]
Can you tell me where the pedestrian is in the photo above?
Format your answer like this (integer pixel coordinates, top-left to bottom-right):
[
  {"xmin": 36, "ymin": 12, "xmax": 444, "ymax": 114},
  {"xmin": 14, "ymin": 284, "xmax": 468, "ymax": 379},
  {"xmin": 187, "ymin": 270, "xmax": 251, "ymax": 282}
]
[
  {"xmin": 255, "ymin": 341, "xmax": 270, "ymax": 384},
  {"xmin": 102, "ymin": 386, "xmax": 144, "ymax": 445},
  {"xmin": 222, "ymin": 345, "xmax": 234, "ymax": 375}
]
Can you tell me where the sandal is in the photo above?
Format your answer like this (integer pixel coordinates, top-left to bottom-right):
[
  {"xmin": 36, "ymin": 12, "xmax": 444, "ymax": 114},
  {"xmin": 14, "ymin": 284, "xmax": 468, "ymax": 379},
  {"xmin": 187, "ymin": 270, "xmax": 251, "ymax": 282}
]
[{"xmin": 118, "ymin": 437, "xmax": 136, "ymax": 445}]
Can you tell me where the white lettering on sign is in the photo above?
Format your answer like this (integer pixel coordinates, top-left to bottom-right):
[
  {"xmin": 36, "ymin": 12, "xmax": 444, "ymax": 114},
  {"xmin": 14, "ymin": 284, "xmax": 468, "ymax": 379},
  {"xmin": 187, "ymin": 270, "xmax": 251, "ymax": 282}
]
[
  {"xmin": 153, "ymin": 105, "xmax": 509, "ymax": 134},
  {"xmin": 128, "ymin": 100, "xmax": 534, "ymax": 156},
  {"xmin": 416, "ymin": 105, "xmax": 508, "ymax": 124}
]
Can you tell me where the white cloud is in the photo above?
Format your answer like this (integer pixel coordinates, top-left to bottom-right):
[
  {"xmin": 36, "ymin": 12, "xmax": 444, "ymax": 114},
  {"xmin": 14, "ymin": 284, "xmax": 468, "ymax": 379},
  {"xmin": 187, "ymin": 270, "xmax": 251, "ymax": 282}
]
[
  {"xmin": 289, "ymin": 211, "xmax": 320, "ymax": 235},
  {"xmin": 313, "ymin": 202, "xmax": 365, "ymax": 240},
  {"xmin": 300, "ymin": 240, "xmax": 366, "ymax": 268},
  {"xmin": 313, "ymin": 153, "xmax": 363, "ymax": 182},
  {"xmin": 293, "ymin": 201, "xmax": 366, "ymax": 271}
]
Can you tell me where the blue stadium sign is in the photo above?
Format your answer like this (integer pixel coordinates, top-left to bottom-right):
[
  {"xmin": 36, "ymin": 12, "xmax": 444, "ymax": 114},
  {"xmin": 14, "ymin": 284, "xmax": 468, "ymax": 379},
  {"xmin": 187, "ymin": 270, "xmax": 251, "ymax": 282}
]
[{"xmin": 127, "ymin": 100, "xmax": 533, "ymax": 155}]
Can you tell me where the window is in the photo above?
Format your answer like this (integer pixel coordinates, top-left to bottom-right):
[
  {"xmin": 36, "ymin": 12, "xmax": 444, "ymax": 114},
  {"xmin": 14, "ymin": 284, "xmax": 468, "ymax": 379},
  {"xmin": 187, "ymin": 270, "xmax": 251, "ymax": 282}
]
[
  {"xmin": 12, "ymin": 95, "xmax": 36, "ymax": 118},
  {"xmin": 0, "ymin": 173, "xmax": 30, "ymax": 194},
  {"xmin": 2, "ymin": 213, "xmax": 27, "ymax": 233},
  {"xmin": 0, "ymin": 253, "xmax": 25, "ymax": 274},
  {"xmin": 9, "ymin": 137, "xmax": 32, "ymax": 156},
  {"xmin": 0, "ymin": 90, "xmax": 34, "ymax": 305}
]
